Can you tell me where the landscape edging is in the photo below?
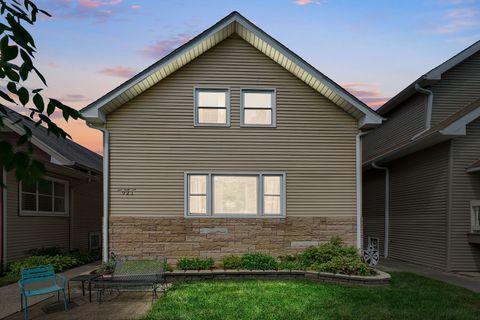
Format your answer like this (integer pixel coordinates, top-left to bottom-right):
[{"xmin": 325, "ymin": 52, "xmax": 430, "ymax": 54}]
[{"xmin": 164, "ymin": 269, "xmax": 391, "ymax": 286}]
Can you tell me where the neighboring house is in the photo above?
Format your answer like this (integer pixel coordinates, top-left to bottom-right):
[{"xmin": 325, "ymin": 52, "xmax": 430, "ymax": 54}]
[
  {"xmin": 0, "ymin": 107, "xmax": 103, "ymax": 269},
  {"xmin": 81, "ymin": 12, "xmax": 383, "ymax": 262},
  {"xmin": 362, "ymin": 40, "xmax": 480, "ymax": 272}
]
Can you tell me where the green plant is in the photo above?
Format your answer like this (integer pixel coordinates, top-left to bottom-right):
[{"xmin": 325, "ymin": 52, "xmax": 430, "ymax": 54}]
[
  {"xmin": 310, "ymin": 256, "xmax": 374, "ymax": 276},
  {"xmin": 301, "ymin": 238, "xmax": 357, "ymax": 267},
  {"xmin": 277, "ymin": 260, "xmax": 305, "ymax": 271},
  {"xmin": 0, "ymin": 0, "xmax": 82, "ymax": 183},
  {"xmin": 177, "ymin": 257, "xmax": 214, "ymax": 270},
  {"xmin": 221, "ymin": 256, "xmax": 242, "ymax": 270},
  {"xmin": 8, "ymin": 255, "xmax": 79, "ymax": 277},
  {"xmin": 26, "ymin": 246, "xmax": 63, "ymax": 256},
  {"xmin": 240, "ymin": 252, "xmax": 278, "ymax": 270}
]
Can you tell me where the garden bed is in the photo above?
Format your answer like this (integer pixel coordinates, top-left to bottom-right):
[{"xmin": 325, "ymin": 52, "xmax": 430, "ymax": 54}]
[{"xmin": 163, "ymin": 269, "xmax": 390, "ymax": 286}]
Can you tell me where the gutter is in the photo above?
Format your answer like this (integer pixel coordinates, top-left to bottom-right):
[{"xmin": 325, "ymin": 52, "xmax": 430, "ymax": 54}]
[
  {"xmin": 87, "ymin": 122, "xmax": 110, "ymax": 263},
  {"xmin": 411, "ymin": 83, "xmax": 434, "ymax": 140},
  {"xmin": 371, "ymin": 162, "xmax": 390, "ymax": 258},
  {"xmin": 356, "ymin": 131, "xmax": 370, "ymax": 251}
]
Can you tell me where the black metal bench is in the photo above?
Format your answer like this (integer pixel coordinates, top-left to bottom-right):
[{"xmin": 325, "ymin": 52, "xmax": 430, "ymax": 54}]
[{"xmin": 93, "ymin": 257, "xmax": 167, "ymax": 303}]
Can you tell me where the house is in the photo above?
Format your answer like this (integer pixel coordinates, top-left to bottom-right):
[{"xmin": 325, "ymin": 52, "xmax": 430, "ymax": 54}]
[
  {"xmin": 81, "ymin": 11, "xmax": 383, "ymax": 262},
  {"xmin": 0, "ymin": 107, "xmax": 103, "ymax": 269},
  {"xmin": 362, "ymin": 40, "xmax": 480, "ymax": 272}
]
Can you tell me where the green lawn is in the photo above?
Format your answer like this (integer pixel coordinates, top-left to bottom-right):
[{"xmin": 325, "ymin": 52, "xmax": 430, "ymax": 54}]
[{"xmin": 144, "ymin": 272, "xmax": 480, "ymax": 320}]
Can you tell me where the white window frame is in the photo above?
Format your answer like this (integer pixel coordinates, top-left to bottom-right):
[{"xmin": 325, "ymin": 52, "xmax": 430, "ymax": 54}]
[
  {"xmin": 240, "ymin": 88, "xmax": 277, "ymax": 127},
  {"xmin": 470, "ymin": 200, "xmax": 480, "ymax": 233},
  {"xmin": 184, "ymin": 172, "xmax": 286, "ymax": 218},
  {"xmin": 19, "ymin": 176, "xmax": 69, "ymax": 217},
  {"xmin": 194, "ymin": 87, "xmax": 230, "ymax": 127}
]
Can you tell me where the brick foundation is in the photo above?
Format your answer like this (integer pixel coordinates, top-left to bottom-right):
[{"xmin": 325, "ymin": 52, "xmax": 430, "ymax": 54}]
[{"xmin": 109, "ymin": 216, "xmax": 356, "ymax": 262}]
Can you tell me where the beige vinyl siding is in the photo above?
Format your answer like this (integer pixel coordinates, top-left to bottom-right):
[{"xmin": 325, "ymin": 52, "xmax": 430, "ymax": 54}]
[
  {"xmin": 107, "ymin": 35, "xmax": 358, "ymax": 218},
  {"xmin": 363, "ymin": 94, "xmax": 426, "ymax": 161},
  {"xmin": 431, "ymin": 52, "xmax": 480, "ymax": 126},
  {"xmin": 450, "ymin": 118, "xmax": 480, "ymax": 271},
  {"xmin": 71, "ymin": 180, "xmax": 102, "ymax": 251},
  {"xmin": 5, "ymin": 171, "xmax": 70, "ymax": 262},
  {"xmin": 388, "ymin": 142, "xmax": 450, "ymax": 270},
  {"xmin": 362, "ymin": 169, "xmax": 386, "ymax": 256}
]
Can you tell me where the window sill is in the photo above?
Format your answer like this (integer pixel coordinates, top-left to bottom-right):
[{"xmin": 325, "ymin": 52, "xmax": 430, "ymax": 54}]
[
  {"xmin": 19, "ymin": 212, "xmax": 69, "ymax": 218},
  {"xmin": 184, "ymin": 215, "xmax": 286, "ymax": 219},
  {"xmin": 467, "ymin": 232, "xmax": 480, "ymax": 244}
]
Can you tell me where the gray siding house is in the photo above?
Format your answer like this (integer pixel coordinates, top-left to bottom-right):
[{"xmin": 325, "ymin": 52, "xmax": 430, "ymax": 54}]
[
  {"xmin": 1, "ymin": 107, "xmax": 103, "ymax": 269},
  {"xmin": 81, "ymin": 12, "xmax": 383, "ymax": 263},
  {"xmin": 363, "ymin": 40, "xmax": 480, "ymax": 272}
]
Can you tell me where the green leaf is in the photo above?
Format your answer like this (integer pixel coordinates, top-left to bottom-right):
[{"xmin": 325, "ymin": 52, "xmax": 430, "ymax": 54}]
[
  {"xmin": 17, "ymin": 87, "xmax": 28, "ymax": 105},
  {"xmin": 0, "ymin": 36, "xmax": 18, "ymax": 61},
  {"xmin": 0, "ymin": 90, "xmax": 15, "ymax": 104},
  {"xmin": 7, "ymin": 82, "xmax": 16, "ymax": 94},
  {"xmin": 32, "ymin": 93, "xmax": 43, "ymax": 112},
  {"xmin": 4, "ymin": 66, "xmax": 20, "ymax": 82},
  {"xmin": 47, "ymin": 99, "xmax": 55, "ymax": 115}
]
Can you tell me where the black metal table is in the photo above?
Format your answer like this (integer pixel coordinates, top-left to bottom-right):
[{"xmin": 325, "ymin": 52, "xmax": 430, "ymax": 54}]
[{"xmin": 68, "ymin": 274, "xmax": 100, "ymax": 303}]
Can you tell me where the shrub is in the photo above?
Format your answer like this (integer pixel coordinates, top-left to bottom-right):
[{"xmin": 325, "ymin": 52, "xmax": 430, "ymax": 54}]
[
  {"xmin": 240, "ymin": 253, "xmax": 278, "ymax": 270},
  {"xmin": 8, "ymin": 255, "xmax": 79, "ymax": 277},
  {"xmin": 301, "ymin": 237, "xmax": 357, "ymax": 267},
  {"xmin": 310, "ymin": 256, "xmax": 374, "ymax": 276},
  {"xmin": 177, "ymin": 257, "xmax": 214, "ymax": 270},
  {"xmin": 278, "ymin": 260, "xmax": 304, "ymax": 271},
  {"xmin": 221, "ymin": 256, "xmax": 243, "ymax": 270},
  {"xmin": 26, "ymin": 246, "xmax": 64, "ymax": 257}
]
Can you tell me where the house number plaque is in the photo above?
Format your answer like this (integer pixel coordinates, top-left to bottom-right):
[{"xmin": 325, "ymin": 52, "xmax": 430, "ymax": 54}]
[{"xmin": 118, "ymin": 188, "xmax": 136, "ymax": 196}]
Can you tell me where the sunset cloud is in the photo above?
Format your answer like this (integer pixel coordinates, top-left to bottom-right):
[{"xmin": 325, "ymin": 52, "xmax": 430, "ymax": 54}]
[
  {"xmin": 99, "ymin": 66, "xmax": 138, "ymax": 78},
  {"xmin": 430, "ymin": 7, "xmax": 479, "ymax": 33},
  {"xmin": 130, "ymin": 4, "xmax": 141, "ymax": 9},
  {"xmin": 142, "ymin": 34, "xmax": 192, "ymax": 59},
  {"xmin": 78, "ymin": 0, "xmax": 122, "ymax": 8},
  {"xmin": 341, "ymin": 82, "xmax": 390, "ymax": 109},
  {"xmin": 293, "ymin": 0, "xmax": 321, "ymax": 5}
]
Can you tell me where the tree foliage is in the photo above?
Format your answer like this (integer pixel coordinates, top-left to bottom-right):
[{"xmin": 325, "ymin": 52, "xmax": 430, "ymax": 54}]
[{"xmin": 0, "ymin": 0, "xmax": 81, "ymax": 184}]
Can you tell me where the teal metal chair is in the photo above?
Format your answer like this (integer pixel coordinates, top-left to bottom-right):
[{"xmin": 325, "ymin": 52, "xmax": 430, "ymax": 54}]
[{"xmin": 18, "ymin": 264, "xmax": 68, "ymax": 320}]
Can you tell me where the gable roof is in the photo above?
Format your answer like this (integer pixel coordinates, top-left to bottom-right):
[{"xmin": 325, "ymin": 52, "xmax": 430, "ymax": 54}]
[
  {"xmin": 80, "ymin": 11, "xmax": 382, "ymax": 129},
  {"xmin": 377, "ymin": 40, "xmax": 480, "ymax": 116},
  {"xmin": 364, "ymin": 97, "xmax": 480, "ymax": 167},
  {"xmin": 3, "ymin": 107, "xmax": 102, "ymax": 173}
]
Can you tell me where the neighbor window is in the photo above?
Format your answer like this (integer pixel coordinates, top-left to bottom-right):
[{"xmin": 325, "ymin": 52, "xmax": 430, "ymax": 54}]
[
  {"xmin": 185, "ymin": 172, "xmax": 285, "ymax": 217},
  {"xmin": 241, "ymin": 89, "xmax": 276, "ymax": 127},
  {"xmin": 194, "ymin": 88, "xmax": 230, "ymax": 126},
  {"xmin": 471, "ymin": 200, "xmax": 480, "ymax": 233},
  {"xmin": 20, "ymin": 177, "xmax": 68, "ymax": 216}
]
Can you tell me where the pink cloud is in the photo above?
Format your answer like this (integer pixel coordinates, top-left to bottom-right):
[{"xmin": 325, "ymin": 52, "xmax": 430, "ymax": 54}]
[
  {"xmin": 142, "ymin": 34, "xmax": 192, "ymax": 59},
  {"xmin": 99, "ymin": 66, "xmax": 137, "ymax": 78},
  {"xmin": 293, "ymin": 0, "xmax": 321, "ymax": 5},
  {"xmin": 430, "ymin": 7, "xmax": 479, "ymax": 33},
  {"xmin": 130, "ymin": 4, "xmax": 141, "ymax": 9},
  {"xmin": 341, "ymin": 82, "xmax": 390, "ymax": 109},
  {"xmin": 79, "ymin": 0, "xmax": 122, "ymax": 8}
]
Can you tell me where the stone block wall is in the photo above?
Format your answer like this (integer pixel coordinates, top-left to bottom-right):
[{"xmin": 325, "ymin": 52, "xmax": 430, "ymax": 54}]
[{"xmin": 109, "ymin": 216, "xmax": 356, "ymax": 263}]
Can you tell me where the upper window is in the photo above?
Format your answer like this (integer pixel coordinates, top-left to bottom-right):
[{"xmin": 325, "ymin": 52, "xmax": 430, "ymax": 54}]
[
  {"xmin": 241, "ymin": 89, "xmax": 276, "ymax": 127},
  {"xmin": 20, "ymin": 177, "xmax": 68, "ymax": 216},
  {"xmin": 194, "ymin": 88, "xmax": 230, "ymax": 126},
  {"xmin": 471, "ymin": 200, "xmax": 480, "ymax": 233},
  {"xmin": 185, "ymin": 172, "xmax": 285, "ymax": 218}
]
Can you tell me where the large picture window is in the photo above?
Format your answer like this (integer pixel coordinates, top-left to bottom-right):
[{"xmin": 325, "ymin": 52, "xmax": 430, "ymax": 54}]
[
  {"xmin": 194, "ymin": 88, "xmax": 230, "ymax": 126},
  {"xmin": 241, "ymin": 89, "xmax": 276, "ymax": 127},
  {"xmin": 20, "ymin": 177, "xmax": 68, "ymax": 216},
  {"xmin": 185, "ymin": 172, "xmax": 286, "ymax": 217}
]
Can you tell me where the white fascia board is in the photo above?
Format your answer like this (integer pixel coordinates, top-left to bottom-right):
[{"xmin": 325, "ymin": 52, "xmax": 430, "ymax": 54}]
[
  {"xmin": 4, "ymin": 118, "xmax": 74, "ymax": 166},
  {"xmin": 440, "ymin": 106, "xmax": 480, "ymax": 136}
]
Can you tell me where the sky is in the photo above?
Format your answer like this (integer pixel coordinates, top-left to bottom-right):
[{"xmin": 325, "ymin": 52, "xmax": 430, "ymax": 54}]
[{"xmin": 8, "ymin": 0, "xmax": 480, "ymax": 154}]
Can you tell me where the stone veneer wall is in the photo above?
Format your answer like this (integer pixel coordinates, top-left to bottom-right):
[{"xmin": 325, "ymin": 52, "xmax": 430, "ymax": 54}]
[{"xmin": 109, "ymin": 216, "xmax": 356, "ymax": 262}]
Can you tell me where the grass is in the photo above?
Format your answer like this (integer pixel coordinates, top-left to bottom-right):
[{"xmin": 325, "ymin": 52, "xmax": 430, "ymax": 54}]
[{"xmin": 144, "ymin": 272, "xmax": 480, "ymax": 320}]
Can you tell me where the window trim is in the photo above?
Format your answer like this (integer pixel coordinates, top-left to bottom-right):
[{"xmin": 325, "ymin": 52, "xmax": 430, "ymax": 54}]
[
  {"xmin": 470, "ymin": 200, "xmax": 480, "ymax": 233},
  {"xmin": 193, "ymin": 87, "xmax": 231, "ymax": 127},
  {"xmin": 240, "ymin": 88, "xmax": 277, "ymax": 128},
  {"xmin": 19, "ymin": 176, "xmax": 69, "ymax": 217},
  {"xmin": 184, "ymin": 171, "xmax": 286, "ymax": 218}
]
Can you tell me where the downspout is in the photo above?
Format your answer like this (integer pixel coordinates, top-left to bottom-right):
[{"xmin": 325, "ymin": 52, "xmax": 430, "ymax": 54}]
[
  {"xmin": 87, "ymin": 123, "xmax": 110, "ymax": 263},
  {"xmin": 411, "ymin": 83, "xmax": 434, "ymax": 140},
  {"xmin": 356, "ymin": 131, "xmax": 370, "ymax": 251},
  {"xmin": 371, "ymin": 162, "xmax": 390, "ymax": 258},
  {"xmin": 1, "ymin": 168, "xmax": 6, "ymax": 271}
]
